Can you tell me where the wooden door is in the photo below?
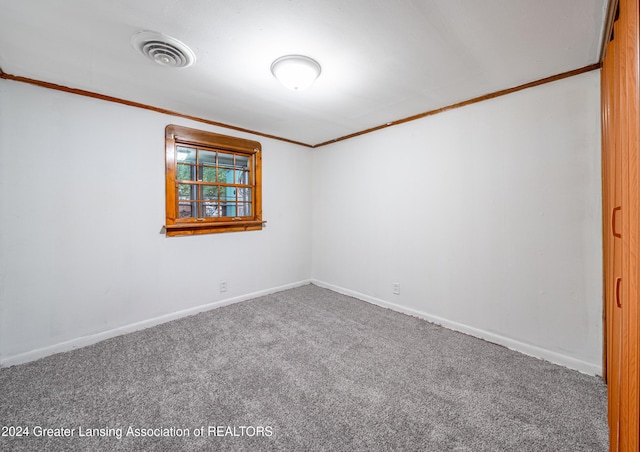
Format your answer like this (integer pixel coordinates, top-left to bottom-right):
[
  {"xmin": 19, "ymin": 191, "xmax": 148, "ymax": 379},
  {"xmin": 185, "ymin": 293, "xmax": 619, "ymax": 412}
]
[
  {"xmin": 601, "ymin": 0, "xmax": 640, "ymax": 450},
  {"xmin": 618, "ymin": 1, "xmax": 639, "ymax": 450},
  {"xmin": 603, "ymin": 18, "xmax": 623, "ymax": 449}
]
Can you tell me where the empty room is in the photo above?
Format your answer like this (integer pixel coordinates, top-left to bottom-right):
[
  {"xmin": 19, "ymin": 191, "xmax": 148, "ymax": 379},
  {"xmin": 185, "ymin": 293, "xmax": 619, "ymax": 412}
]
[{"xmin": 1, "ymin": 0, "xmax": 639, "ymax": 451}]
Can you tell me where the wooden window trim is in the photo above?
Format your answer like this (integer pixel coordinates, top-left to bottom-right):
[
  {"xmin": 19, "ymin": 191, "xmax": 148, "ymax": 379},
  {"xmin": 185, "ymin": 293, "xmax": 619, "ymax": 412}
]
[{"xmin": 165, "ymin": 125, "xmax": 263, "ymax": 236}]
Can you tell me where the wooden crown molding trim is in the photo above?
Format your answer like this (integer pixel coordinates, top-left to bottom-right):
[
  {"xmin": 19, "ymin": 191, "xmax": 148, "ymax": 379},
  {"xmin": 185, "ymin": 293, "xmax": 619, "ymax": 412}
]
[
  {"xmin": 312, "ymin": 63, "xmax": 602, "ymax": 148},
  {"xmin": 1, "ymin": 63, "xmax": 601, "ymax": 150},
  {"xmin": 0, "ymin": 68, "xmax": 313, "ymax": 148}
]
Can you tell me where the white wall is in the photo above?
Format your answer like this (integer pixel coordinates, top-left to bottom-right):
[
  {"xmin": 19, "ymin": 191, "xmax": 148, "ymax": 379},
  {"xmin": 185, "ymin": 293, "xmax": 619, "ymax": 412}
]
[
  {"xmin": 311, "ymin": 71, "xmax": 603, "ymax": 375},
  {"xmin": 0, "ymin": 80, "xmax": 312, "ymax": 365},
  {"xmin": 1, "ymin": 71, "xmax": 603, "ymax": 375}
]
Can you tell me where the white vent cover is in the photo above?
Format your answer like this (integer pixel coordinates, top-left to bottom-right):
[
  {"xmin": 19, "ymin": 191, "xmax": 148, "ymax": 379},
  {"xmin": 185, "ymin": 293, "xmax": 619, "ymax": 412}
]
[{"xmin": 131, "ymin": 31, "xmax": 196, "ymax": 68}]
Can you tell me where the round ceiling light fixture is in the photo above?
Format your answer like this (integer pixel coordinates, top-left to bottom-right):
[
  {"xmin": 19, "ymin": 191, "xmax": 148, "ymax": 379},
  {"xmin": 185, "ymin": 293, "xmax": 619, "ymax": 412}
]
[
  {"xmin": 271, "ymin": 55, "xmax": 321, "ymax": 91},
  {"xmin": 131, "ymin": 31, "xmax": 196, "ymax": 68}
]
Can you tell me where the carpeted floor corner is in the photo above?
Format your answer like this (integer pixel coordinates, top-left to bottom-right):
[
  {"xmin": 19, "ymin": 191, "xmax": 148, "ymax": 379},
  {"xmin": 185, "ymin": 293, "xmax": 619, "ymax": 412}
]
[{"xmin": 0, "ymin": 284, "xmax": 608, "ymax": 451}]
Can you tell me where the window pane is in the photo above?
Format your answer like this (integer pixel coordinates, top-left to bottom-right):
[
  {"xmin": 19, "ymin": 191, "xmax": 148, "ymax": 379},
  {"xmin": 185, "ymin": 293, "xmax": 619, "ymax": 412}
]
[
  {"xmin": 235, "ymin": 169, "xmax": 249, "ymax": 184},
  {"xmin": 198, "ymin": 150, "xmax": 217, "ymax": 165},
  {"xmin": 235, "ymin": 155, "xmax": 249, "ymax": 169},
  {"xmin": 178, "ymin": 202, "xmax": 195, "ymax": 218},
  {"xmin": 218, "ymin": 152, "xmax": 234, "ymax": 166},
  {"xmin": 238, "ymin": 188, "xmax": 252, "ymax": 202},
  {"xmin": 178, "ymin": 184, "xmax": 198, "ymax": 199},
  {"xmin": 177, "ymin": 164, "xmax": 195, "ymax": 181},
  {"xmin": 220, "ymin": 186, "xmax": 236, "ymax": 201},
  {"xmin": 220, "ymin": 202, "xmax": 236, "ymax": 217},
  {"xmin": 203, "ymin": 202, "xmax": 220, "ymax": 218},
  {"xmin": 199, "ymin": 165, "xmax": 217, "ymax": 182},
  {"xmin": 237, "ymin": 203, "xmax": 252, "ymax": 216},
  {"xmin": 176, "ymin": 146, "xmax": 196, "ymax": 163},
  {"xmin": 218, "ymin": 153, "xmax": 234, "ymax": 183},
  {"xmin": 235, "ymin": 156, "xmax": 249, "ymax": 183},
  {"xmin": 202, "ymin": 185, "xmax": 219, "ymax": 199},
  {"xmin": 218, "ymin": 168, "xmax": 233, "ymax": 183}
]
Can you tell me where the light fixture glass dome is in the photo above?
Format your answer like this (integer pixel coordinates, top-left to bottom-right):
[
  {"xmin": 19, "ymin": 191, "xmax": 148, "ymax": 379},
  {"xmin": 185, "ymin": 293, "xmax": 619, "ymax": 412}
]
[{"xmin": 271, "ymin": 55, "xmax": 321, "ymax": 91}]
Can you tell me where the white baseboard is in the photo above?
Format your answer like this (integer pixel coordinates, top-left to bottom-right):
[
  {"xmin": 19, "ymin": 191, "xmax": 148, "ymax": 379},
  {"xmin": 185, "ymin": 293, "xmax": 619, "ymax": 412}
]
[
  {"xmin": 1, "ymin": 280, "xmax": 311, "ymax": 368},
  {"xmin": 311, "ymin": 279, "xmax": 602, "ymax": 377}
]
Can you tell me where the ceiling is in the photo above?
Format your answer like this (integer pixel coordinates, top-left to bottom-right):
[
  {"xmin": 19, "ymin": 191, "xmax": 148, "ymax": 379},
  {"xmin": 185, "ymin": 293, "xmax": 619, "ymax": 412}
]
[{"xmin": 0, "ymin": 0, "xmax": 608, "ymax": 147}]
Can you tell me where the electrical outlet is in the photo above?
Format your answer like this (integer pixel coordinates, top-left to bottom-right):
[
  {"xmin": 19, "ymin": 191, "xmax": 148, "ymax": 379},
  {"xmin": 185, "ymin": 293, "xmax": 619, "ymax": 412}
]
[
  {"xmin": 393, "ymin": 283, "xmax": 400, "ymax": 295},
  {"xmin": 220, "ymin": 280, "xmax": 227, "ymax": 293}
]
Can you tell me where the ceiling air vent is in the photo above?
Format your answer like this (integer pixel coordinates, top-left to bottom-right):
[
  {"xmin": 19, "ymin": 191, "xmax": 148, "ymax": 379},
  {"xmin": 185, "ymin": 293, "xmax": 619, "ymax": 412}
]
[{"xmin": 131, "ymin": 31, "xmax": 196, "ymax": 68}]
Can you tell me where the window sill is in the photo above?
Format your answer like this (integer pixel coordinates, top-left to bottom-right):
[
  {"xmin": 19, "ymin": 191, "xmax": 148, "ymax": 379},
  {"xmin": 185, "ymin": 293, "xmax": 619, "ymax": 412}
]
[{"xmin": 164, "ymin": 220, "xmax": 265, "ymax": 237}]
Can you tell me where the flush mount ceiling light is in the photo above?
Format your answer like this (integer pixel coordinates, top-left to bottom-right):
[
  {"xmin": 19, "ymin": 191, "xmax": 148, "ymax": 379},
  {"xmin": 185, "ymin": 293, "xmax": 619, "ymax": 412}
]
[
  {"xmin": 131, "ymin": 31, "xmax": 196, "ymax": 68},
  {"xmin": 271, "ymin": 55, "xmax": 321, "ymax": 91}
]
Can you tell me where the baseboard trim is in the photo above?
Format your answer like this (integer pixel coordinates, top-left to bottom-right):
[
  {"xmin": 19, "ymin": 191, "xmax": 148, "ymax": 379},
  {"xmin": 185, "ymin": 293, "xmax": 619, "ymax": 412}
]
[
  {"xmin": 311, "ymin": 280, "xmax": 602, "ymax": 376},
  {"xmin": 1, "ymin": 280, "xmax": 311, "ymax": 368}
]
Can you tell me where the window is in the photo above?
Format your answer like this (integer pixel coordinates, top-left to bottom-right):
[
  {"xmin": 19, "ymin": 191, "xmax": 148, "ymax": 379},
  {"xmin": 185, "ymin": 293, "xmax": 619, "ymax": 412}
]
[{"xmin": 165, "ymin": 125, "xmax": 263, "ymax": 236}]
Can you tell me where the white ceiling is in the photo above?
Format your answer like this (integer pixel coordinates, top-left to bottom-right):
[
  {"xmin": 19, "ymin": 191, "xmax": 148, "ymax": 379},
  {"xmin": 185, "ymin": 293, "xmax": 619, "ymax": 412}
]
[{"xmin": 0, "ymin": 0, "xmax": 608, "ymax": 146}]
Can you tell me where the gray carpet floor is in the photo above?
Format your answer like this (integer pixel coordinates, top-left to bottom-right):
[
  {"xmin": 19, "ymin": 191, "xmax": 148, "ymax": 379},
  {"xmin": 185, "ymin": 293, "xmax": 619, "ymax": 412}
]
[{"xmin": 0, "ymin": 284, "xmax": 608, "ymax": 451}]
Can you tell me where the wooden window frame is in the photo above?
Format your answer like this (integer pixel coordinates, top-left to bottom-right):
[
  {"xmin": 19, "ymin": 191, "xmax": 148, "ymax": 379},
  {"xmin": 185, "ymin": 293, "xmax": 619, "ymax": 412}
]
[{"xmin": 164, "ymin": 124, "xmax": 263, "ymax": 236}]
